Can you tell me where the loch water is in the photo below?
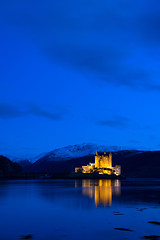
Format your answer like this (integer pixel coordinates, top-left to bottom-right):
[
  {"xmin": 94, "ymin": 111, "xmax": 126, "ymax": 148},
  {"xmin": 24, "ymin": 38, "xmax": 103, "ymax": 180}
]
[{"xmin": 0, "ymin": 179, "xmax": 160, "ymax": 240}]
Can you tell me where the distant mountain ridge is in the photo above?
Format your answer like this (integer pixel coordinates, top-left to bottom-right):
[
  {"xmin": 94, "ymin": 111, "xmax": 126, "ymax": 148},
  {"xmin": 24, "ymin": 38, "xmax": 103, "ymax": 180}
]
[
  {"xmin": 9, "ymin": 143, "xmax": 142, "ymax": 163},
  {"xmin": 23, "ymin": 147, "xmax": 160, "ymax": 178},
  {"xmin": 28, "ymin": 149, "xmax": 143, "ymax": 176},
  {"xmin": 32, "ymin": 143, "xmax": 133, "ymax": 162},
  {"xmin": 1, "ymin": 143, "xmax": 160, "ymax": 178},
  {"xmin": 16, "ymin": 143, "xmax": 143, "ymax": 176}
]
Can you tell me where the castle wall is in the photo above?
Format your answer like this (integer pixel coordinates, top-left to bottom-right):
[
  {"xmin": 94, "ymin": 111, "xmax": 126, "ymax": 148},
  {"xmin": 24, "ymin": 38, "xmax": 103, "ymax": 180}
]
[
  {"xmin": 82, "ymin": 165, "xmax": 94, "ymax": 173},
  {"xmin": 95, "ymin": 155, "xmax": 100, "ymax": 168}
]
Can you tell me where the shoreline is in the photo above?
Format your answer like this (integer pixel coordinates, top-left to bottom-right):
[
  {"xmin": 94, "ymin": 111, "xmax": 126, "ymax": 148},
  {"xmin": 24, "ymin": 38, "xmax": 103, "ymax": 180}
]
[{"xmin": 0, "ymin": 173, "xmax": 125, "ymax": 180}]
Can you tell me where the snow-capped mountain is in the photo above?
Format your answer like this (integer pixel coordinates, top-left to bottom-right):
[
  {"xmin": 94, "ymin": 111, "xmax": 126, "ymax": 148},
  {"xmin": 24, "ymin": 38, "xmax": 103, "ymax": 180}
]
[
  {"xmin": 8, "ymin": 143, "xmax": 138, "ymax": 163},
  {"xmin": 37, "ymin": 143, "xmax": 125, "ymax": 162}
]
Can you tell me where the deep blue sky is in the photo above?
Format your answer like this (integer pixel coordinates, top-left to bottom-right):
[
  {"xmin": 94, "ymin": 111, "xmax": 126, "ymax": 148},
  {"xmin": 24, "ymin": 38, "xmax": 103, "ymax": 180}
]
[{"xmin": 1, "ymin": 0, "xmax": 160, "ymax": 158}]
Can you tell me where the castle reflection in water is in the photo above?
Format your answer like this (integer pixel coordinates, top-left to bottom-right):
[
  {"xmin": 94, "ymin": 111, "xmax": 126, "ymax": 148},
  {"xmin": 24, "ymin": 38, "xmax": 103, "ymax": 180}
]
[{"xmin": 75, "ymin": 179, "xmax": 121, "ymax": 207}]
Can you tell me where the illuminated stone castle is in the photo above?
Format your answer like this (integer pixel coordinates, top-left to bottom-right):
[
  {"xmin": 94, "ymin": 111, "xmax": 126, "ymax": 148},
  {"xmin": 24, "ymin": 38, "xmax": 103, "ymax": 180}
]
[{"xmin": 75, "ymin": 151, "xmax": 121, "ymax": 176}]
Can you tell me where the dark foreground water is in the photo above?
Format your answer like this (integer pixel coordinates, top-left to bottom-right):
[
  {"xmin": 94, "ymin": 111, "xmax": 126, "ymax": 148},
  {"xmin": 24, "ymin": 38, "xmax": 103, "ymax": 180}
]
[{"xmin": 0, "ymin": 179, "xmax": 160, "ymax": 240}]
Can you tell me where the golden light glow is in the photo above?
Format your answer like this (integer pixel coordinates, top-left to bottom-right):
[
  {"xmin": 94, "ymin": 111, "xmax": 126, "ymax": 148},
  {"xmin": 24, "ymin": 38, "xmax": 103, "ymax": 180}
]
[{"xmin": 75, "ymin": 179, "xmax": 121, "ymax": 207}]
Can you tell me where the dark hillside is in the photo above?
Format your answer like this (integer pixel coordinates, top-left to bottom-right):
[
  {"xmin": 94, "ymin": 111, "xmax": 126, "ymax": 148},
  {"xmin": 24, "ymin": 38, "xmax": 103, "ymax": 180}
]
[
  {"xmin": 0, "ymin": 155, "xmax": 22, "ymax": 178},
  {"xmin": 112, "ymin": 151, "xmax": 160, "ymax": 178}
]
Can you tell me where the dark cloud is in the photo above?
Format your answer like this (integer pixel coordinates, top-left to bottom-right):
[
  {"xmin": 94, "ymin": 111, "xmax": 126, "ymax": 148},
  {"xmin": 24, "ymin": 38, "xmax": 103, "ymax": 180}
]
[
  {"xmin": 1, "ymin": 0, "xmax": 160, "ymax": 90},
  {"xmin": 47, "ymin": 43, "xmax": 160, "ymax": 90},
  {"xmin": 97, "ymin": 116, "xmax": 129, "ymax": 128},
  {"xmin": 141, "ymin": 125, "xmax": 152, "ymax": 130},
  {"xmin": 47, "ymin": 44, "xmax": 126, "ymax": 77},
  {"xmin": 0, "ymin": 102, "xmax": 23, "ymax": 118},
  {"xmin": 0, "ymin": 102, "xmax": 66, "ymax": 120},
  {"xmin": 27, "ymin": 103, "xmax": 66, "ymax": 120},
  {"xmin": 137, "ymin": 9, "xmax": 160, "ymax": 45}
]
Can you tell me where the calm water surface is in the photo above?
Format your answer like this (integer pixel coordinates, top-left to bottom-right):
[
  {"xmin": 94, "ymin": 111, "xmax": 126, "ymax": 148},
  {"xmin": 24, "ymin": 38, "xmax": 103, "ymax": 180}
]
[{"xmin": 0, "ymin": 179, "xmax": 160, "ymax": 240}]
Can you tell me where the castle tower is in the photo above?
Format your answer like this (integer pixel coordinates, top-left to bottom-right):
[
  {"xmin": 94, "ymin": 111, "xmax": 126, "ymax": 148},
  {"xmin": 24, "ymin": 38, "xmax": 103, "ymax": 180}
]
[
  {"xmin": 95, "ymin": 152, "xmax": 112, "ymax": 169},
  {"xmin": 108, "ymin": 152, "xmax": 112, "ymax": 169},
  {"xmin": 95, "ymin": 152, "xmax": 100, "ymax": 168}
]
